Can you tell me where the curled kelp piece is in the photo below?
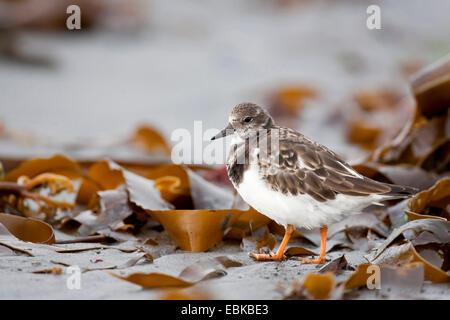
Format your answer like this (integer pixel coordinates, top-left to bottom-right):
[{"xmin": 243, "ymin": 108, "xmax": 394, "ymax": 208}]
[
  {"xmin": 0, "ymin": 213, "xmax": 55, "ymax": 244},
  {"xmin": 368, "ymin": 219, "xmax": 450, "ymax": 261},
  {"xmin": 130, "ymin": 125, "xmax": 171, "ymax": 155},
  {"xmin": 144, "ymin": 164, "xmax": 193, "ymax": 209},
  {"xmin": 371, "ymin": 108, "xmax": 449, "ymax": 169},
  {"xmin": 269, "ymin": 85, "xmax": 318, "ymax": 118},
  {"xmin": 110, "ymin": 256, "xmax": 242, "ymax": 288},
  {"xmin": 407, "ymin": 178, "xmax": 450, "ymax": 220},
  {"xmin": 367, "ymin": 241, "xmax": 449, "ymax": 283},
  {"xmin": 75, "ymin": 187, "xmax": 134, "ymax": 236},
  {"xmin": 284, "ymin": 272, "xmax": 336, "ymax": 300},
  {"xmin": 370, "ymin": 56, "xmax": 450, "ymax": 172},
  {"xmin": 149, "ymin": 209, "xmax": 242, "ymax": 252},
  {"xmin": 0, "ymin": 173, "xmax": 76, "ymax": 216},
  {"xmin": 411, "ymin": 54, "xmax": 450, "ymax": 117},
  {"xmin": 3, "ymin": 154, "xmax": 81, "ymax": 182}
]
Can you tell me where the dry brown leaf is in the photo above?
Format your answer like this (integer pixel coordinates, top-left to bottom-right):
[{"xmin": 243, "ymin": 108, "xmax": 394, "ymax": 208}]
[
  {"xmin": 144, "ymin": 164, "xmax": 192, "ymax": 208},
  {"xmin": 297, "ymin": 272, "xmax": 336, "ymax": 300},
  {"xmin": 231, "ymin": 207, "xmax": 272, "ymax": 235},
  {"xmin": 0, "ymin": 213, "xmax": 55, "ymax": 244},
  {"xmin": 79, "ymin": 159, "xmax": 181, "ymax": 206},
  {"xmin": 3, "ymin": 154, "xmax": 81, "ymax": 182},
  {"xmin": 411, "ymin": 54, "xmax": 450, "ymax": 117},
  {"xmin": 85, "ymin": 160, "xmax": 125, "ymax": 190},
  {"xmin": 76, "ymin": 187, "xmax": 133, "ymax": 236},
  {"xmin": 415, "ymin": 243, "xmax": 448, "ymax": 270},
  {"xmin": 344, "ymin": 263, "xmax": 374, "ymax": 290},
  {"xmin": 124, "ymin": 167, "xmax": 174, "ymax": 212},
  {"xmin": 160, "ymin": 288, "xmax": 212, "ymax": 300},
  {"xmin": 111, "ymin": 272, "xmax": 192, "ymax": 288},
  {"xmin": 55, "ymin": 246, "xmax": 136, "ymax": 253},
  {"xmin": 130, "ymin": 125, "xmax": 171, "ymax": 155},
  {"xmin": 369, "ymin": 219, "xmax": 449, "ymax": 261},
  {"xmin": 284, "ymin": 272, "xmax": 336, "ymax": 300},
  {"xmin": 81, "ymin": 159, "xmax": 173, "ymax": 212},
  {"xmin": 110, "ymin": 256, "xmax": 241, "ymax": 288},
  {"xmin": 269, "ymin": 85, "xmax": 318, "ymax": 117},
  {"xmin": 344, "ymin": 87, "xmax": 411, "ymax": 151},
  {"xmin": 150, "ymin": 209, "xmax": 242, "ymax": 252},
  {"xmin": 327, "ymin": 213, "xmax": 389, "ymax": 239},
  {"xmin": 354, "ymin": 88, "xmax": 402, "ymax": 112},
  {"xmin": 142, "ymin": 237, "xmax": 158, "ymax": 246},
  {"xmin": 420, "ymin": 139, "xmax": 450, "ymax": 173},
  {"xmin": 344, "ymin": 260, "xmax": 426, "ymax": 293},
  {"xmin": 371, "ymin": 107, "xmax": 449, "ymax": 170},
  {"xmin": 186, "ymin": 169, "xmax": 234, "ymax": 210},
  {"xmin": 346, "ymin": 118, "xmax": 381, "ymax": 151},
  {"xmin": 379, "ymin": 262, "xmax": 424, "ymax": 296},
  {"xmin": 143, "ymin": 168, "xmax": 247, "ymax": 251},
  {"xmin": 319, "ymin": 255, "xmax": 349, "ymax": 273},
  {"xmin": 178, "ymin": 256, "xmax": 242, "ymax": 282},
  {"xmin": 223, "ymin": 227, "xmax": 246, "ymax": 241},
  {"xmin": 368, "ymin": 241, "xmax": 450, "ymax": 283},
  {"xmin": 284, "ymin": 246, "xmax": 317, "ymax": 257},
  {"xmin": 0, "ymin": 223, "xmax": 35, "ymax": 256},
  {"xmin": 32, "ymin": 266, "xmax": 63, "ymax": 275},
  {"xmin": 118, "ymin": 252, "xmax": 153, "ymax": 268},
  {"xmin": 54, "ymin": 235, "xmax": 111, "ymax": 244},
  {"xmin": 407, "ymin": 177, "xmax": 450, "ymax": 220},
  {"xmin": 256, "ymin": 226, "xmax": 276, "ymax": 251},
  {"xmin": 370, "ymin": 56, "xmax": 449, "ymax": 168},
  {"xmin": 55, "ymin": 246, "xmax": 106, "ymax": 253},
  {"xmin": 78, "ymin": 160, "xmax": 246, "ymax": 250},
  {"xmin": 1, "ymin": 154, "xmax": 92, "ymax": 206},
  {"xmin": 63, "ymin": 222, "xmax": 134, "ymax": 242},
  {"xmin": 0, "ymin": 173, "xmax": 76, "ymax": 217},
  {"xmin": 405, "ymin": 210, "xmax": 446, "ymax": 222},
  {"xmin": 76, "ymin": 177, "xmax": 101, "ymax": 205},
  {"xmin": 240, "ymin": 225, "xmax": 277, "ymax": 253},
  {"xmin": 146, "ymin": 166, "xmax": 235, "ymax": 210}
]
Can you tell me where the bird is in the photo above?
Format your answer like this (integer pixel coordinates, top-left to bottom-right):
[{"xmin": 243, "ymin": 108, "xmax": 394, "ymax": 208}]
[{"xmin": 211, "ymin": 102, "xmax": 417, "ymax": 264}]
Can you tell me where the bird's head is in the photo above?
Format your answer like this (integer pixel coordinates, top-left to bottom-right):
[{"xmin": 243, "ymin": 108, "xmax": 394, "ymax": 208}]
[{"xmin": 211, "ymin": 102, "xmax": 274, "ymax": 140}]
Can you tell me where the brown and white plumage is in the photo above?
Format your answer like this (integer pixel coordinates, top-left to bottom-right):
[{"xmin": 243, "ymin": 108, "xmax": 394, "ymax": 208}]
[
  {"xmin": 213, "ymin": 102, "xmax": 417, "ymax": 229},
  {"xmin": 212, "ymin": 102, "xmax": 417, "ymax": 263},
  {"xmin": 258, "ymin": 126, "xmax": 415, "ymax": 202}
]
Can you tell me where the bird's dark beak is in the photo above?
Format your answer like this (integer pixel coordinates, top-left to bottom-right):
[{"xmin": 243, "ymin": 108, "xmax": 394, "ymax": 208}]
[{"xmin": 211, "ymin": 123, "xmax": 234, "ymax": 140}]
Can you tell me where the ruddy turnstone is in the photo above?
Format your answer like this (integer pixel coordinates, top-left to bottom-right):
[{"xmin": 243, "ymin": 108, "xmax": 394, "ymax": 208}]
[{"xmin": 211, "ymin": 102, "xmax": 417, "ymax": 264}]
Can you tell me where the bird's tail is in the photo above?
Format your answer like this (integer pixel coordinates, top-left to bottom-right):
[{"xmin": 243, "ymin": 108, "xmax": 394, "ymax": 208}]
[{"xmin": 382, "ymin": 183, "xmax": 419, "ymax": 199}]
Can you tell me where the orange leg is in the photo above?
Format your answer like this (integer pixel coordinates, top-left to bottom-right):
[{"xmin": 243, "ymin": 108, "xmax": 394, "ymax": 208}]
[
  {"xmin": 298, "ymin": 225, "xmax": 327, "ymax": 264},
  {"xmin": 250, "ymin": 224, "xmax": 293, "ymax": 261}
]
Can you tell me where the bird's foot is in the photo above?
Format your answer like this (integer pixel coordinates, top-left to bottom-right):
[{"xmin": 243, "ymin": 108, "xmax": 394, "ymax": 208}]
[
  {"xmin": 250, "ymin": 251, "xmax": 286, "ymax": 261},
  {"xmin": 298, "ymin": 256, "xmax": 325, "ymax": 264}
]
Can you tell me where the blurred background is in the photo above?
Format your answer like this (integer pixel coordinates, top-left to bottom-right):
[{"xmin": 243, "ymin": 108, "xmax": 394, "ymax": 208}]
[{"xmin": 1, "ymin": 0, "xmax": 450, "ymax": 166}]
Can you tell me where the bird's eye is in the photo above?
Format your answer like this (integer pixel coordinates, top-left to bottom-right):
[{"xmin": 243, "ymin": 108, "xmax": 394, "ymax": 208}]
[{"xmin": 243, "ymin": 117, "xmax": 252, "ymax": 123}]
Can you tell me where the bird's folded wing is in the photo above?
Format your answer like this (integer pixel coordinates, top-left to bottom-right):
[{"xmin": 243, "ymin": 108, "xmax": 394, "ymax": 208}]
[{"xmin": 259, "ymin": 133, "xmax": 390, "ymax": 202}]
